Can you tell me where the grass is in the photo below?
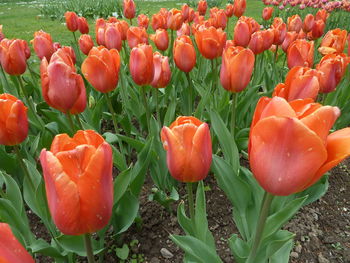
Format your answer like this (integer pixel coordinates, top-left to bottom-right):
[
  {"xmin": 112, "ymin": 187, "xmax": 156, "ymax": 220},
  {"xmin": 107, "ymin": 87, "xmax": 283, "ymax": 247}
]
[{"xmin": 0, "ymin": 0, "xmax": 264, "ymax": 47}]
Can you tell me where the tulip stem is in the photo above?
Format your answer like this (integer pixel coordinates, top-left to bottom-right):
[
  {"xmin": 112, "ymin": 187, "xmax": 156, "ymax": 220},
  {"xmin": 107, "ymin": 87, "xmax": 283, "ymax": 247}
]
[
  {"xmin": 141, "ymin": 86, "xmax": 151, "ymax": 132},
  {"xmin": 246, "ymin": 192, "xmax": 274, "ymax": 263},
  {"xmin": 72, "ymin": 32, "xmax": 83, "ymax": 65},
  {"xmin": 186, "ymin": 182, "xmax": 195, "ymax": 221},
  {"xmin": 17, "ymin": 76, "xmax": 45, "ymax": 130},
  {"xmin": 168, "ymin": 30, "xmax": 174, "ymax": 60},
  {"xmin": 75, "ymin": 114, "xmax": 84, "ymax": 130},
  {"xmin": 84, "ymin": 233, "xmax": 95, "ymax": 263},
  {"xmin": 65, "ymin": 112, "xmax": 76, "ymax": 134},
  {"xmin": 14, "ymin": 145, "xmax": 35, "ymax": 192},
  {"xmin": 274, "ymin": 45, "xmax": 278, "ymax": 62},
  {"xmin": 186, "ymin": 72, "xmax": 193, "ymax": 115},
  {"xmin": 0, "ymin": 64, "xmax": 9, "ymax": 93},
  {"xmin": 231, "ymin": 92, "xmax": 238, "ymax": 137},
  {"xmin": 104, "ymin": 93, "xmax": 119, "ymax": 133},
  {"xmin": 153, "ymin": 88, "xmax": 161, "ymax": 127}
]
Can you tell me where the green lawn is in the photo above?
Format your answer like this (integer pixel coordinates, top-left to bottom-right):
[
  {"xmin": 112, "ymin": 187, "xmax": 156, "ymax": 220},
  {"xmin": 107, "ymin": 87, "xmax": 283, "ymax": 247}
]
[{"xmin": 0, "ymin": 0, "xmax": 264, "ymax": 48}]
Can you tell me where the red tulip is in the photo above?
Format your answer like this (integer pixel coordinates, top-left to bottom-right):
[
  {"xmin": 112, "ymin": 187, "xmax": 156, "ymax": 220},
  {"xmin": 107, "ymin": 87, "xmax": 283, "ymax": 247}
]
[
  {"xmin": 151, "ymin": 52, "xmax": 171, "ymax": 88},
  {"xmin": 181, "ymin": 4, "xmax": 190, "ymax": 21},
  {"xmin": 0, "ymin": 39, "xmax": 29, "ymax": 75},
  {"xmin": 248, "ymin": 31, "xmax": 265, "ymax": 54},
  {"xmin": 150, "ymin": 29, "xmax": 169, "ymax": 51},
  {"xmin": 78, "ymin": 17, "xmax": 89, "ymax": 34},
  {"xmin": 31, "ymin": 30, "xmax": 55, "ymax": 61},
  {"xmin": 123, "ymin": 0, "xmax": 136, "ymax": 19},
  {"xmin": 315, "ymin": 9, "xmax": 329, "ymax": 22},
  {"xmin": 129, "ymin": 44, "xmax": 154, "ymax": 86},
  {"xmin": 0, "ymin": 223, "xmax": 35, "ymax": 263},
  {"xmin": 0, "ymin": 93, "xmax": 28, "ymax": 146},
  {"xmin": 65, "ymin": 11, "xmax": 79, "ymax": 32},
  {"xmin": 127, "ymin": 26, "xmax": 148, "ymax": 49},
  {"xmin": 287, "ymin": 15, "xmax": 302, "ymax": 32},
  {"xmin": 79, "ymin": 34, "xmax": 94, "ymax": 55},
  {"xmin": 220, "ymin": 46, "xmax": 255, "ymax": 93},
  {"xmin": 303, "ymin": 14, "xmax": 315, "ymax": 33},
  {"xmin": 233, "ymin": 19, "xmax": 251, "ymax": 47},
  {"xmin": 262, "ymin": 7, "xmax": 274, "ymax": 20},
  {"xmin": 161, "ymin": 116, "xmax": 212, "ymax": 182},
  {"xmin": 82, "ymin": 46, "xmax": 120, "ymax": 93},
  {"xmin": 249, "ymin": 96, "xmax": 350, "ymax": 196},
  {"xmin": 281, "ymin": 31, "xmax": 298, "ymax": 52},
  {"xmin": 271, "ymin": 18, "xmax": 287, "ymax": 45},
  {"xmin": 177, "ymin": 22, "xmax": 191, "ymax": 37},
  {"xmin": 198, "ymin": 0, "xmax": 208, "ymax": 16},
  {"xmin": 104, "ymin": 23, "xmax": 123, "ymax": 51},
  {"xmin": 209, "ymin": 9, "xmax": 227, "ymax": 30},
  {"xmin": 40, "ymin": 130, "xmax": 113, "ymax": 235},
  {"xmin": 151, "ymin": 13, "xmax": 167, "ymax": 31},
  {"xmin": 319, "ymin": 28, "xmax": 347, "ymax": 55},
  {"xmin": 233, "ymin": 0, "xmax": 246, "ymax": 18},
  {"xmin": 40, "ymin": 49, "xmax": 86, "ymax": 114},
  {"xmin": 273, "ymin": 66, "xmax": 320, "ymax": 101},
  {"xmin": 138, "ymin": 14, "xmax": 149, "ymax": 29},
  {"xmin": 225, "ymin": 4, "xmax": 234, "ymax": 18},
  {"xmin": 174, "ymin": 35, "xmax": 196, "ymax": 73},
  {"xmin": 167, "ymin": 9, "xmax": 184, "ymax": 31},
  {"xmin": 95, "ymin": 18, "xmax": 106, "ymax": 46},
  {"xmin": 310, "ymin": 19, "xmax": 325, "ymax": 40},
  {"xmin": 194, "ymin": 25, "xmax": 226, "ymax": 59},
  {"xmin": 287, "ymin": 39, "xmax": 314, "ymax": 68}
]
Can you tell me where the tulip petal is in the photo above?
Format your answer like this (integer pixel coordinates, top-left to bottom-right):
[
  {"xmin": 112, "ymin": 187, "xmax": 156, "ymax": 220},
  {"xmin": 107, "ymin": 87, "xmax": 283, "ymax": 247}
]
[
  {"xmin": 201, "ymin": 37, "xmax": 219, "ymax": 59},
  {"xmin": 50, "ymin": 133, "xmax": 78, "ymax": 154},
  {"xmin": 250, "ymin": 116, "xmax": 327, "ymax": 196},
  {"xmin": 74, "ymin": 130, "xmax": 105, "ymax": 149},
  {"xmin": 288, "ymin": 75, "xmax": 319, "ymax": 101}
]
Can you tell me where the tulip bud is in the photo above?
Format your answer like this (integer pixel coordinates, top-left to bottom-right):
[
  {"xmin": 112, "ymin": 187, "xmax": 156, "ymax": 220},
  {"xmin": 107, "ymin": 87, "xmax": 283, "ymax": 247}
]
[
  {"xmin": 127, "ymin": 26, "xmax": 148, "ymax": 49},
  {"xmin": 262, "ymin": 7, "xmax": 274, "ymax": 20},
  {"xmin": 225, "ymin": 4, "xmax": 234, "ymax": 18},
  {"xmin": 31, "ymin": 30, "xmax": 55, "ymax": 61},
  {"xmin": 233, "ymin": 20, "xmax": 251, "ymax": 47},
  {"xmin": 40, "ymin": 130, "xmax": 113, "ymax": 235},
  {"xmin": 272, "ymin": 18, "xmax": 287, "ymax": 45},
  {"xmin": 303, "ymin": 14, "xmax": 315, "ymax": 33},
  {"xmin": 195, "ymin": 25, "xmax": 226, "ymax": 59},
  {"xmin": 151, "ymin": 52, "xmax": 171, "ymax": 88},
  {"xmin": 315, "ymin": 9, "xmax": 329, "ymax": 22},
  {"xmin": 287, "ymin": 39, "xmax": 314, "ymax": 68},
  {"xmin": 177, "ymin": 22, "xmax": 191, "ymax": 37},
  {"xmin": 0, "ymin": 39, "xmax": 29, "ymax": 75},
  {"xmin": 0, "ymin": 223, "xmax": 35, "ymax": 262},
  {"xmin": 220, "ymin": 46, "xmax": 255, "ymax": 93},
  {"xmin": 79, "ymin": 34, "xmax": 94, "ymax": 55},
  {"xmin": 318, "ymin": 28, "xmax": 347, "ymax": 55},
  {"xmin": 249, "ymin": 96, "xmax": 350, "ymax": 196},
  {"xmin": 248, "ymin": 31, "xmax": 265, "ymax": 54},
  {"xmin": 198, "ymin": 0, "xmax": 208, "ymax": 16},
  {"xmin": 281, "ymin": 31, "xmax": 298, "ymax": 52},
  {"xmin": 233, "ymin": 0, "xmax": 246, "ymax": 18},
  {"xmin": 104, "ymin": 23, "xmax": 123, "ymax": 51},
  {"xmin": 40, "ymin": 49, "xmax": 86, "ymax": 114},
  {"xmin": 150, "ymin": 29, "xmax": 169, "ymax": 51},
  {"xmin": 0, "ymin": 93, "xmax": 28, "ymax": 146},
  {"xmin": 161, "ymin": 116, "xmax": 212, "ymax": 182},
  {"xmin": 174, "ymin": 35, "xmax": 196, "ymax": 73},
  {"xmin": 82, "ymin": 46, "xmax": 120, "ymax": 93},
  {"xmin": 129, "ymin": 44, "xmax": 154, "ymax": 86},
  {"xmin": 167, "ymin": 9, "xmax": 184, "ymax": 31},
  {"xmin": 138, "ymin": 14, "xmax": 149, "ymax": 29},
  {"xmin": 123, "ymin": 0, "xmax": 136, "ymax": 19},
  {"xmin": 78, "ymin": 16, "xmax": 89, "ymax": 34},
  {"xmin": 287, "ymin": 14, "xmax": 302, "ymax": 32},
  {"xmin": 151, "ymin": 13, "xmax": 167, "ymax": 31},
  {"xmin": 65, "ymin": 11, "xmax": 79, "ymax": 32},
  {"xmin": 181, "ymin": 4, "xmax": 190, "ymax": 21}
]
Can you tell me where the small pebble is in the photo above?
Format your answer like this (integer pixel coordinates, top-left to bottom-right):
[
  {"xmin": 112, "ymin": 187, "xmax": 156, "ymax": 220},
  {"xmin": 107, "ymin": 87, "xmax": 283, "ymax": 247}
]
[{"xmin": 160, "ymin": 248, "xmax": 174, "ymax": 259}]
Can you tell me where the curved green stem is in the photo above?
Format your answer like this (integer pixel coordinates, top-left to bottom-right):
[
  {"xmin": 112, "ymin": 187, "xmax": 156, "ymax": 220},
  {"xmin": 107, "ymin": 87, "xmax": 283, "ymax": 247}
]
[
  {"xmin": 168, "ymin": 30, "xmax": 174, "ymax": 60},
  {"xmin": 186, "ymin": 72, "xmax": 193, "ymax": 115},
  {"xmin": 231, "ymin": 92, "xmax": 238, "ymax": 137},
  {"xmin": 72, "ymin": 32, "xmax": 83, "ymax": 65},
  {"xmin": 75, "ymin": 114, "xmax": 84, "ymax": 130},
  {"xmin": 153, "ymin": 88, "xmax": 160, "ymax": 126},
  {"xmin": 246, "ymin": 192, "xmax": 274, "ymax": 263},
  {"xmin": 84, "ymin": 233, "xmax": 96, "ymax": 263},
  {"xmin": 14, "ymin": 145, "xmax": 35, "ymax": 191},
  {"xmin": 141, "ymin": 86, "xmax": 150, "ymax": 132},
  {"xmin": 65, "ymin": 112, "xmax": 76, "ymax": 134},
  {"xmin": 104, "ymin": 93, "xmax": 118, "ymax": 133},
  {"xmin": 186, "ymin": 182, "xmax": 195, "ymax": 221}
]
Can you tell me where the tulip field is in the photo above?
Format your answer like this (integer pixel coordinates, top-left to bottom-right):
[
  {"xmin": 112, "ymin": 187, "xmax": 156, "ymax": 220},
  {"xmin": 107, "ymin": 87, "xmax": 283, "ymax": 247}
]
[{"xmin": 1, "ymin": 0, "xmax": 350, "ymax": 262}]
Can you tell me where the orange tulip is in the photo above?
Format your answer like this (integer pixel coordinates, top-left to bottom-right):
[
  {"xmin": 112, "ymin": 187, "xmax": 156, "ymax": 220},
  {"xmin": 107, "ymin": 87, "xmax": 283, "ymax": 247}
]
[
  {"xmin": 151, "ymin": 52, "xmax": 171, "ymax": 88},
  {"xmin": 181, "ymin": 4, "xmax": 190, "ymax": 21},
  {"xmin": 60, "ymin": 46, "xmax": 76, "ymax": 65},
  {"xmin": 318, "ymin": 28, "xmax": 347, "ymax": 55},
  {"xmin": 287, "ymin": 14, "xmax": 302, "ymax": 32},
  {"xmin": 129, "ymin": 44, "xmax": 154, "ymax": 86},
  {"xmin": 209, "ymin": 9, "xmax": 227, "ymax": 30},
  {"xmin": 315, "ymin": 9, "xmax": 329, "ymax": 22},
  {"xmin": 0, "ymin": 25, "xmax": 5, "ymax": 42},
  {"xmin": 167, "ymin": 9, "xmax": 184, "ymax": 31},
  {"xmin": 82, "ymin": 46, "xmax": 120, "ymax": 93},
  {"xmin": 225, "ymin": 4, "xmax": 234, "ymax": 18},
  {"xmin": 316, "ymin": 53, "xmax": 349, "ymax": 93},
  {"xmin": 262, "ymin": 29, "xmax": 274, "ymax": 51},
  {"xmin": 177, "ymin": 22, "xmax": 191, "ymax": 37},
  {"xmin": 161, "ymin": 116, "xmax": 212, "ymax": 182},
  {"xmin": 262, "ymin": 7, "xmax": 274, "ymax": 20},
  {"xmin": 188, "ymin": 8, "xmax": 195, "ymax": 23},
  {"xmin": 150, "ymin": 29, "xmax": 169, "ymax": 51},
  {"xmin": 220, "ymin": 46, "xmax": 255, "ymax": 93},
  {"xmin": 173, "ymin": 35, "xmax": 196, "ymax": 73},
  {"xmin": 40, "ymin": 130, "xmax": 113, "ymax": 235},
  {"xmin": 241, "ymin": 16, "xmax": 260, "ymax": 34},
  {"xmin": 248, "ymin": 31, "xmax": 265, "ymax": 54},
  {"xmin": 309, "ymin": 19, "xmax": 325, "ymax": 40},
  {"xmin": 151, "ymin": 13, "xmax": 167, "ymax": 31},
  {"xmin": 249, "ymin": 96, "xmax": 350, "ymax": 196},
  {"xmin": 348, "ymin": 34, "xmax": 350, "ymax": 56},
  {"xmin": 287, "ymin": 39, "xmax": 314, "ymax": 69},
  {"xmin": 271, "ymin": 17, "xmax": 287, "ymax": 45},
  {"xmin": 127, "ymin": 26, "xmax": 148, "ymax": 49},
  {"xmin": 123, "ymin": 0, "xmax": 136, "ymax": 19},
  {"xmin": 233, "ymin": 0, "xmax": 246, "ymax": 18},
  {"xmin": 119, "ymin": 20, "xmax": 129, "ymax": 41},
  {"xmin": 40, "ymin": 49, "xmax": 86, "ymax": 114},
  {"xmin": 138, "ymin": 14, "xmax": 149, "ymax": 29},
  {"xmin": 65, "ymin": 11, "xmax": 79, "ymax": 32},
  {"xmin": 0, "ymin": 39, "xmax": 29, "ymax": 76},
  {"xmin": 273, "ymin": 66, "xmax": 320, "ymax": 101},
  {"xmin": 194, "ymin": 25, "xmax": 226, "ymax": 59},
  {"xmin": 198, "ymin": 0, "xmax": 207, "ymax": 16},
  {"xmin": 0, "ymin": 93, "xmax": 28, "ymax": 146},
  {"xmin": 78, "ymin": 16, "xmax": 89, "ymax": 34},
  {"xmin": 233, "ymin": 19, "xmax": 251, "ymax": 47},
  {"xmin": 31, "ymin": 30, "xmax": 55, "ymax": 61},
  {"xmin": 0, "ymin": 223, "xmax": 35, "ymax": 263},
  {"xmin": 78, "ymin": 34, "xmax": 94, "ymax": 55},
  {"xmin": 104, "ymin": 23, "xmax": 123, "ymax": 51},
  {"xmin": 95, "ymin": 18, "xmax": 106, "ymax": 46},
  {"xmin": 281, "ymin": 31, "xmax": 298, "ymax": 52},
  {"xmin": 303, "ymin": 14, "xmax": 314, "ymax": 33}
]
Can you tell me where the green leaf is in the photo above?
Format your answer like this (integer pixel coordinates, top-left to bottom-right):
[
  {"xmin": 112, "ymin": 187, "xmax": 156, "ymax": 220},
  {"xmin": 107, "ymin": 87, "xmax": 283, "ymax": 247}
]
[
  {"xmin": 228, "ymin": 234, "xmax": 249, "ymax": 263},
  {"xmin": 294, "ymin": 175, "xmax": 328, "ymax": 206},
  {"xmin": 56, "ymin": 235, "xmax": 103, "ymax": 257},
  {"xmin": 114, "ymin": 168, "xmax": 131, "ymax": 204},
  {"xmin": 30, "ymin": 239, "xmax": 64, "ymax": 259},
  {"xmin": 269, "ymin": 238, "xmax": 294, "ymax": 263},
  {"xmin": 170, "ymin": 235, "xmax": 223, "ymax": 263},
  {"xmin": 1, "ymin": 172, "xmax": 24, "ymax": 216},
  {"xmin": 115, "ymin": 244, "xmax": 129, "ymax": 260}
]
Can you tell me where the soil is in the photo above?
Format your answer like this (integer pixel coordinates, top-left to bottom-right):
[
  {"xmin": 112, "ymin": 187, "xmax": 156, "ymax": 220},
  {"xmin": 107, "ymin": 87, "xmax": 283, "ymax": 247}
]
[{"xmin": 29, "ymin": 159, "xmax": 350, "ymax": 263}]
